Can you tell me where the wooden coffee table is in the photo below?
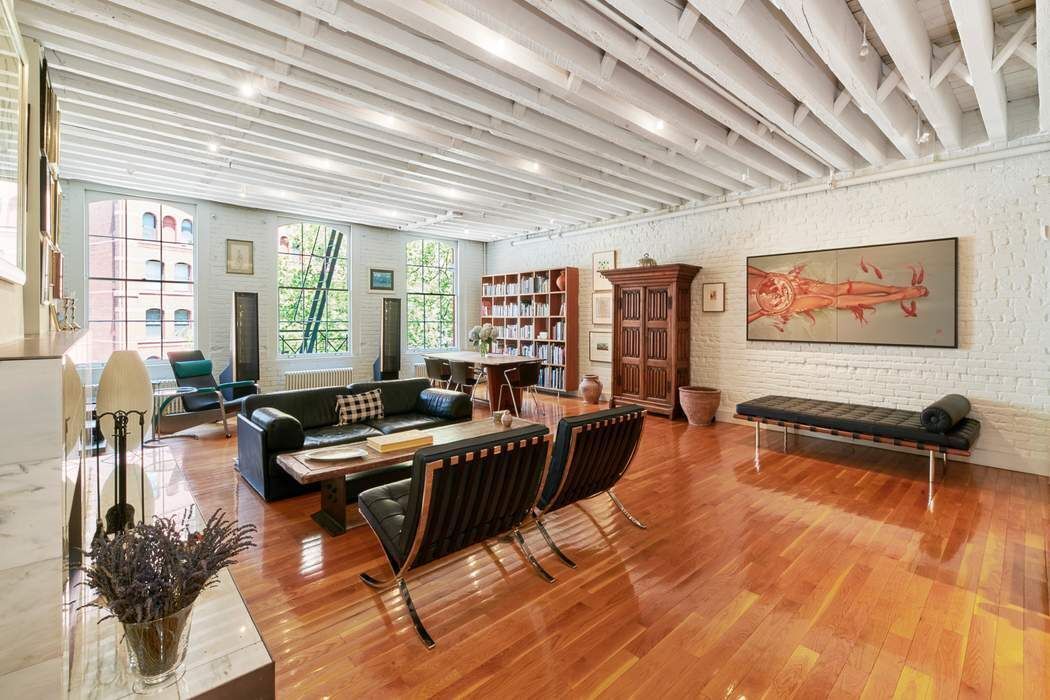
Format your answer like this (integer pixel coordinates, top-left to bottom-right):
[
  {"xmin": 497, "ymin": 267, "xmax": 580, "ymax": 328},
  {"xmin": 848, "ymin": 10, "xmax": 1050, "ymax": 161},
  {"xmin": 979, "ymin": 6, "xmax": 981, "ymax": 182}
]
[{"xmin": 276, "ymin": 417, "xmax": 536, "ymax": 536}]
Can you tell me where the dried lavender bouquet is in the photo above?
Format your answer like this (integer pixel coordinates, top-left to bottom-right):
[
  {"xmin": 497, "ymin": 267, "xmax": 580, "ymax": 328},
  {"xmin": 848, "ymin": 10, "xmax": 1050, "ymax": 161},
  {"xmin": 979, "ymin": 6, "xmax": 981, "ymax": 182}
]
[{"xmin": 84, "ymin": 507, "xmax": 256, "ymax": 624}]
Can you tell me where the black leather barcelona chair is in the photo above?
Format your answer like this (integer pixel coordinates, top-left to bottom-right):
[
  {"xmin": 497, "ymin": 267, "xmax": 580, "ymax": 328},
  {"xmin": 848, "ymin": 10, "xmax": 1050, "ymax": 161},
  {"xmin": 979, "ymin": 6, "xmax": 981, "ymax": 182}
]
[
  {"xmin": 530, "ymin": 405, "xmax": 647, "ymax": 569},
  {"xmin": 356, "ymin": 424, "xmax": 554, "ymax": 648}
]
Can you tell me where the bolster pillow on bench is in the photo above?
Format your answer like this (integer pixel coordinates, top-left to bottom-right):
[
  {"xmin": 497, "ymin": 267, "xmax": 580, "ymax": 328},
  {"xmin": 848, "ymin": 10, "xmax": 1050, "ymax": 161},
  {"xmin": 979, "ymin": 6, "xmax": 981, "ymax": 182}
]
[
  {"xmin": 251, "ymin": 407, "xmax": 306, "ymax": 450},
  {"xmin": 920, "ymin": 394, "xmax": 971, "ymax": 433}
]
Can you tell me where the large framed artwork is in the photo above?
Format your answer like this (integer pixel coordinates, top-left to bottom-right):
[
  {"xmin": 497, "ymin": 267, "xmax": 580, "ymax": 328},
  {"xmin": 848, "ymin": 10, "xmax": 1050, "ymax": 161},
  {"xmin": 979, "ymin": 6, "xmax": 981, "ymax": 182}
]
[{"xmin": 747, "ymin": 237, "xmax": 957, "ymax": 348}]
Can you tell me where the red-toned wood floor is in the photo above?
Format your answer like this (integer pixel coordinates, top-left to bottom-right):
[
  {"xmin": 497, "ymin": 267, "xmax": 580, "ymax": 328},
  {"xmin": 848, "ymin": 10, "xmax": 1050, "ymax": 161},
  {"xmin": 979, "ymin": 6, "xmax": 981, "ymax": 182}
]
[{"xmin": 170, "ymin": 396, "xmax": 1049, "ymax": 698}]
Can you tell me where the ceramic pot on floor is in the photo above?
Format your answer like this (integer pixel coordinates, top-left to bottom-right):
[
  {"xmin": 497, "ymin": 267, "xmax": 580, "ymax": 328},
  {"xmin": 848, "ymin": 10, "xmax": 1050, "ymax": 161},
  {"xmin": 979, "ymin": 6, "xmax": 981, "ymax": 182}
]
[
  {"xmin": 579, "ymin": 374, "xmax": 602, "ymax": 404},
  {"xmin": 679, "ymin": 386, "xmax": 720, "ymax": 426}
]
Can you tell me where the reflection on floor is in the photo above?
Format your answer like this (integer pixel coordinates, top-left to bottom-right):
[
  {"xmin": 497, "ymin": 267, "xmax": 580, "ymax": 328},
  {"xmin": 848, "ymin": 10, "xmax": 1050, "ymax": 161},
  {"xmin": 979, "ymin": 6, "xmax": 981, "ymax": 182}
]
[{"xmin": 168, "ymin": 396, "xmax": 1050, "ymax": 698}]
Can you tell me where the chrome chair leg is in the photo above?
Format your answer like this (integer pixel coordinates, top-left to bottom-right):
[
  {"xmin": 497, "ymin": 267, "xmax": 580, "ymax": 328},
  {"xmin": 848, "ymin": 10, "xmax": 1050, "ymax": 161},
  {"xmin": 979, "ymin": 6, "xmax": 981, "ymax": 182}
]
[
  {"xmin": 511, "ymin": 528, "xmax": 555, "ymax": 583},
  {"xmin": 535, "ymin": 518, "xmax": 575, "ymax": 569},
  {"xmin": 529, "ymin": 385, "xmax": 545, "ymax": 416},
  {"xmin": 360, "ymin": 571, "xmax": 393, "ymax": 589},
  {"xmin": 397, "ymin": 578, "xmax": 435, "ymax": 649},
  {"xmin": 608, "ymin": 491, "xmax": 647, "ymax": 529}
]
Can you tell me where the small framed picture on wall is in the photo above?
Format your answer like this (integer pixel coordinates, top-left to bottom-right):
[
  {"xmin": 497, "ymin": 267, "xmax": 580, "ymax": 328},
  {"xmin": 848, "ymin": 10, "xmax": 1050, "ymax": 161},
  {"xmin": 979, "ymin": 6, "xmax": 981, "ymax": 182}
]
[
  {"xmin": 369, "ymin": 268, "xmax": 395, "ymax": 292},
  {"xmin": 592, "ymin": 250, "xmax": 616, "ymax": 291},
  {"xmin": 589, "ymin": 330, "xmax": 612, "ymax": 362},
  {"xmin": 226, "ymin": 239, "xmax": 254, "ymax": 275},
  {"xmin": 702, "ymin": 282, "xmax": 725, "ymax": 312},
  {"xmin": 592, "ymin": 291, "xmax": 613, "ymax": 325}
]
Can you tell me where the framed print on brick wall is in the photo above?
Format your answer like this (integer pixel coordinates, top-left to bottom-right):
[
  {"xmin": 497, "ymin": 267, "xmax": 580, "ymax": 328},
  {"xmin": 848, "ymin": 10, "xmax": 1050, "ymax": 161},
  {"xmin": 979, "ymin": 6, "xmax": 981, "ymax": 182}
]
[{"xmin": 592, "ymin": 291, "xmax": 613, "ymax": 325}]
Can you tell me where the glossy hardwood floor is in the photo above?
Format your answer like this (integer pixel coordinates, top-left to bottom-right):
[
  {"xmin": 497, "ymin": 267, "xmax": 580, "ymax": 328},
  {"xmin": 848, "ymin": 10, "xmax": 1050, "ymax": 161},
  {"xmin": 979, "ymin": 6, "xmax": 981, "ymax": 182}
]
[{"xmin": 170, "ymin": 396, "xmax": 1049, "ymax": 698}]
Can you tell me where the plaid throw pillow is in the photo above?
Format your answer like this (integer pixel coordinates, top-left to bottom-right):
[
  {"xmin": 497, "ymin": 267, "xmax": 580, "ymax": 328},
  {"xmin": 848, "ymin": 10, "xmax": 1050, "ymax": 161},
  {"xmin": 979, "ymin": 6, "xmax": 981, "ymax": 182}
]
[{"xmin": 336, "ymin": 389, "xmax": 384, "ymax": 425}]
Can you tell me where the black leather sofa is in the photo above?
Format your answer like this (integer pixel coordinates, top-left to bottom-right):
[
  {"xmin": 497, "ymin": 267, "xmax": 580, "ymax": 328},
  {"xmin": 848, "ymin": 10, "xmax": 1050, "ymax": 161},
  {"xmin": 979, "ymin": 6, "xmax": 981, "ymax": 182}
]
[{"xmin": 237, "ymin": 378, "xmax": 472, "ymax": 501}]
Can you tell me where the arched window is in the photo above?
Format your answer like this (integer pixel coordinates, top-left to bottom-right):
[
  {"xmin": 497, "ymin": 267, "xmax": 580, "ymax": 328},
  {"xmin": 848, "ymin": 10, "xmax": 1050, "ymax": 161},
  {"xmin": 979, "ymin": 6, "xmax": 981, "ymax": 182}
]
[
  {"xmin": 145, "ymin": 259, "xmax": 163, "ymax": 280},
  {"xmin": 141, "ymin": 212, "xmax": 157, "ymax": 239},
  {"xmin": 145, "ymin": 308, "xmax": 162, "ymax": 338},
  {"xmin": 162, "ymin": 215, "xmax": 176, "ymax": 238},
  {"xmin": 174, "ymin": 309, "xmax": 191, "ymax": 337},
  {"xmin": 180, "ymin": 218, "xmax": 193, "ymax": 243},
  {"xmin": 174, "ymin": 262, "xmax": 191, "ymax": 281}
]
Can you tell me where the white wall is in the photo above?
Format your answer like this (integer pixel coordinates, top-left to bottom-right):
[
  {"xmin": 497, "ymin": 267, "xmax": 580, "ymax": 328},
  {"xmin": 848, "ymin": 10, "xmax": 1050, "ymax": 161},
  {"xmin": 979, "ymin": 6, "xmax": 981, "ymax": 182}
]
[
  {"xmin": 488, "ymin": 150, "xmax": 1050, "ymax": 477},
  {"xmin": 60, "ymin": 180, "xmax": 484, "ymax": 390}
]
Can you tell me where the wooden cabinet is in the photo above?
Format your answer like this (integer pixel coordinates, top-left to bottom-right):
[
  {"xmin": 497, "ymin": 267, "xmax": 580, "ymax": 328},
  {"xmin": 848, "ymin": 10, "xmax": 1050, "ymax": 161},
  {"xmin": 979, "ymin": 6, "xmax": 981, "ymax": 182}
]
[{"xmin": 601, "ymin": 264, "xmax": 700, "ymax": 418}]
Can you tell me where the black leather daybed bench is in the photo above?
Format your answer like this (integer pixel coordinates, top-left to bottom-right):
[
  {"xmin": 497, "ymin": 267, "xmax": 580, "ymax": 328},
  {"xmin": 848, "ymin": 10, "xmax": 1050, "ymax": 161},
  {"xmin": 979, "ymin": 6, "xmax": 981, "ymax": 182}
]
[{"xmin": 734, "ymin": 394, "xmax": 981, "ymax": 502}]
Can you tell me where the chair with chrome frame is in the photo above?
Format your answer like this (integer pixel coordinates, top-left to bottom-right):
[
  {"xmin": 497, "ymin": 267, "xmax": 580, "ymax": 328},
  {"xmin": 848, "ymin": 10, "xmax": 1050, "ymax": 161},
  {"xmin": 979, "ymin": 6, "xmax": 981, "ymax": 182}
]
[
  {"xmin": 163, "ymin": 351, "xmax": 259, "ymax": 439},
  {"xmin": 498, "ymin": 361, "xmax": 545, "ymax": 417},
  {"xmin": 529, "ymin": 405, "xmax": 647, "ymax": 570},
  {"xmin": 356, "ymin": 423, "xmax": 554, "ymax": 648}
]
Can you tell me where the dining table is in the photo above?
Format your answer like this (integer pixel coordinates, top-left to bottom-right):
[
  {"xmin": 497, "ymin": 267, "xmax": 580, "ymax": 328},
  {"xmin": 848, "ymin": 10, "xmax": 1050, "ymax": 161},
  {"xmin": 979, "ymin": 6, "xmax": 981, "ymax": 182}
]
[{"xmin": 422, "ymin": 351, "xmax": 543, "ymax": 413}]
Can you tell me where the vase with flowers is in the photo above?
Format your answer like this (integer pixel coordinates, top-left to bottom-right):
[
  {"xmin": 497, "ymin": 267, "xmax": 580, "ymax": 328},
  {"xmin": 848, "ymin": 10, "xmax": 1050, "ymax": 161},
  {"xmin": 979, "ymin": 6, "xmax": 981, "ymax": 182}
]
[
  {"xmin": 83, "ymin": 508, "xmax": 256, "ymax": 691},
  {"xmin": 468, "ymin": 323, "xmax": 498, "ymax": 357}
]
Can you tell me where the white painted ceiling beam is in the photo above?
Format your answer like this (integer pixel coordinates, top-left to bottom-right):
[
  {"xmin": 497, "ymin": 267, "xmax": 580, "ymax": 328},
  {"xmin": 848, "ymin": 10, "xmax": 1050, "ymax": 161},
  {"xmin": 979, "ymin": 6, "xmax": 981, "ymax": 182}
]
[
  {"xmin": 993, "ymin": 15, "xmax": 1035, "ymax": 72},
  {"xmin": 777, "ymin": 0, "xmax": 920, "ymax": 160},
  {"xmin": 858, "ymin": 0, "xmax": 964, "ymax": 150},
  {"xmin": 527, "ymin": 0, "xmax": 824, "ymax": 177},
  {"xmin": 604, "ymin": 0, "xmax": 859, "ymax": 172},
  {"xmin": 692, "ymin": 0, "xmax": 890, "ymax": 167},
  {"xmin": 263, "ymin": 0, "xmax": 733, "ymax": 193},
  {"xmin": 431, "ymin": 0, "xmax": 800, "ymax": 184},
  {"xmin": 994, "ymin": 21, "xmax": 1036, "ymax": 69},
  {"xmin": 151, "ymin": 0, "xmax": 726, "ymax": 198},
  {"xmin": 23, "ymin": 22, "xmax": 643, "ymax": 218},
  {"xmin": 22, "ymin": 0, "xmax": 700, "ymax": 211},
  {"xmin": 948, "ymin": 0, "xmax": 1008, "ymax": 143}
]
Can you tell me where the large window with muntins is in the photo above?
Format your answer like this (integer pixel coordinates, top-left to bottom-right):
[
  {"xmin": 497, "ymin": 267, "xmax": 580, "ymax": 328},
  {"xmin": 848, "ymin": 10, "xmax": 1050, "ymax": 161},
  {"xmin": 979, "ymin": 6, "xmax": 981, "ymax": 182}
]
[
  {"xmin": 406, "ymin": 238, "xmax": 456, "ymax": 349},
  {"xmin": 87, "ymin": 196, "xmax": 195, "ymax": 363},
  {"xmin": 277, "ymin": 221, "xmax": 350, "ymax": 355}
]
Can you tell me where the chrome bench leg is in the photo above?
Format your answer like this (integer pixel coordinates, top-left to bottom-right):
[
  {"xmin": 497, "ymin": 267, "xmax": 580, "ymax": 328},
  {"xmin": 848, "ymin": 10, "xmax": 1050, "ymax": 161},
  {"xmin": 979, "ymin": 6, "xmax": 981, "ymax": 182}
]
[{"xmin": 535, "ymin": 518, "xmax": 576, "ymax": 569}]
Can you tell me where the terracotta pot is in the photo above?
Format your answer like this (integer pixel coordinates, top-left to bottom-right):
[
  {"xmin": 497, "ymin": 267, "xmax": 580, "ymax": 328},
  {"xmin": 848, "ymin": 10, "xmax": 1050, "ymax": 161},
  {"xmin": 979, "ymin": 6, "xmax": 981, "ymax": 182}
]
[
  {"xmin": 679, "ymin": 386, "xmax": 720, "ymax": 426},
  {"xmin": 579, "ymin": 374, "xmax": 602, "ymax": 404},
  {"xmin": 555, "ymin": 271, "xmax": 565, "ymax": 291}
]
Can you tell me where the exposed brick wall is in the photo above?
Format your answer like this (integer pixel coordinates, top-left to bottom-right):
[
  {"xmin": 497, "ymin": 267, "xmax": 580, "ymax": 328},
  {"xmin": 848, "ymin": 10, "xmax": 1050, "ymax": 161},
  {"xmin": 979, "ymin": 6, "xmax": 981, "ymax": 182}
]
[
  {"xmin": 60, "ymin": 182, "xmax": 484, "ymax": 392},
  {"xmin": 487, "ymin": 151, "xmax": 1050, "ymax": 476}
]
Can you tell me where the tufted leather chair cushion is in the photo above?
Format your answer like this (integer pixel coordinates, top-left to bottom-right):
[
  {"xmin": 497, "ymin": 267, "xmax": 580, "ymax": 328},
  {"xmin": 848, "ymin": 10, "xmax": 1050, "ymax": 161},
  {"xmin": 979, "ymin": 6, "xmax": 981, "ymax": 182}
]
[
  {"xmin": 358, "ymin": 478, "xmax": 412, "ymax": 568},
  {"xmin": 735, "ymin": 395, "xmax": 981, "ymax": 450}
]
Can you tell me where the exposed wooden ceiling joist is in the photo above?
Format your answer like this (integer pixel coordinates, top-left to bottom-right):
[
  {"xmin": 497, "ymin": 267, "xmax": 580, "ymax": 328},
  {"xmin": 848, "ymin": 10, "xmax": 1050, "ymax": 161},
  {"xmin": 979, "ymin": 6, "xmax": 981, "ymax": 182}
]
[{"xmin": 949, "ymin": 0, "xmax": 1009, "ymax": 142}]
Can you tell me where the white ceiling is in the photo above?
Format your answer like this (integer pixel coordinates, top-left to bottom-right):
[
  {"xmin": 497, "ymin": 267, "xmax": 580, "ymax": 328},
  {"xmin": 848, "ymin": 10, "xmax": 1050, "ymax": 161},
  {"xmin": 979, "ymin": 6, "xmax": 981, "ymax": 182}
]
[{"xmin": 16, "ymin": 0, "xmax": 1044, "ymax": 242}]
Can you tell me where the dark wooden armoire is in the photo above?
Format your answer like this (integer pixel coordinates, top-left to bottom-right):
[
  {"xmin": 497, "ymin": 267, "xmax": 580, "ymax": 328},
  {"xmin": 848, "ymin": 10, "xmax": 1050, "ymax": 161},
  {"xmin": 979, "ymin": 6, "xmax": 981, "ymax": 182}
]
[{"xmin": 601, "ymin": 263, "xmax": 700, "ymax": 418}]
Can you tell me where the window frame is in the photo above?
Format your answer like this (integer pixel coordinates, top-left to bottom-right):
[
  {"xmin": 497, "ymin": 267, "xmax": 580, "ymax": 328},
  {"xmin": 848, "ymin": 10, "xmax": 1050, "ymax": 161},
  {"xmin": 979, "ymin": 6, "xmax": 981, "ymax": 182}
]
[
  {"xmin": 276, "ymin": 218, "xmax": 352, "ymax": 357},
  {"xmin": 404, "ymin": 236, "xmax": 458, "ymax": 352},
  {"xmin": 84, "ymin": 191, "xmax": 197, "ymax": 366}
]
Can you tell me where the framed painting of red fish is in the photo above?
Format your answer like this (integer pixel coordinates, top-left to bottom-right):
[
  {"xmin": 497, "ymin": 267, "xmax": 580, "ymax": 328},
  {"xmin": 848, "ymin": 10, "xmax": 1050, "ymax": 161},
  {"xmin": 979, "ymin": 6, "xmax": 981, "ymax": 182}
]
[{"xmin": 746, "ymin": 237, "xmax": 958, "ymax": 348}]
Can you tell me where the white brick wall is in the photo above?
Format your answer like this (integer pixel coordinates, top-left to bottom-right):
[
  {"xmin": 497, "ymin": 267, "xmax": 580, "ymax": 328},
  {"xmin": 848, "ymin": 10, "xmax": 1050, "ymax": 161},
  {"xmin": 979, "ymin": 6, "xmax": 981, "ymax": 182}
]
[
  {"xmin": 488, "ymin": 151, "xmax": 1050, "ymax": 476},
  {"xmin": 60, "ymin": 181, "xmax": 484, "ymax": 392}
]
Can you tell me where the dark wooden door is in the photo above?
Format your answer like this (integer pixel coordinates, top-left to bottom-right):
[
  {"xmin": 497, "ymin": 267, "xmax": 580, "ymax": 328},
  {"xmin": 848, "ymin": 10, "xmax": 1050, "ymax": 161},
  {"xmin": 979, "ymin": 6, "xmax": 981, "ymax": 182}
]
[
  {"xmin": 615, "ymin": 285, "xmax": 643, "ymax": 400},
  {"xmin": 642, "ymin": 285, "xmax": 671, "ymax": 405}
]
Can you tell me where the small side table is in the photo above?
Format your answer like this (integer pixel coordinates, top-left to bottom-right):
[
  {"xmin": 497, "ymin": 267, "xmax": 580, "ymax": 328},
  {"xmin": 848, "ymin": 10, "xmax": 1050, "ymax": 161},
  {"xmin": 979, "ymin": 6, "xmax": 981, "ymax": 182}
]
[{"xmin": 145, "ymin": 386, "xmax": 199, "ymax": 446}]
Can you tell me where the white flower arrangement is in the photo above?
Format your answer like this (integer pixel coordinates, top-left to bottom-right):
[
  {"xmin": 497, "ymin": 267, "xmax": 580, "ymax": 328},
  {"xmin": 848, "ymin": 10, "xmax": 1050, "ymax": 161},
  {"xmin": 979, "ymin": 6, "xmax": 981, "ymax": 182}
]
[{"xmin": 468, "ymin": 323, "xmax": 498, "ymax": 353}]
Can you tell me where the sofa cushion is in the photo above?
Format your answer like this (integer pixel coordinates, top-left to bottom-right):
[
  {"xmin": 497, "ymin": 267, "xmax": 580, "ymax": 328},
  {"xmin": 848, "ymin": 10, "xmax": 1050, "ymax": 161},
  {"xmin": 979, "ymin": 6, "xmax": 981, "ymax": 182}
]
[
  {"xmin": 735, "ymin": 395, "xmax": 981, "ymax": 451},
  {"xmin": 302, "ymin": 423, "xmax": 382, "ymax": 449},
  {"xmin": 348, "ymin": 378, "xmax": 431, "ymax": 416},
  {"xmin": 366, "ymin": 413, "xmax": 446, "ymax": 435},
  {"xmin": 242, "ymin": 386, "xmax": 346, "ymax": 430},
  {"xmin": 336, "ymin": 389, "xmax": 384, "ymax": 425},
  {"xmin": 416, "ymin": 388, "xmax": 472, "ymax": 420}
]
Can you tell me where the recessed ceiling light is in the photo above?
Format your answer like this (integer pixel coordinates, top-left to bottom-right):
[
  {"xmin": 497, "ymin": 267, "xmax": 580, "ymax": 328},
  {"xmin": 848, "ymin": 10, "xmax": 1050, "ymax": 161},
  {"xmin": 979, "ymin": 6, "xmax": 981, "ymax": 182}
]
[
  {"xmin": 239, "ymin": 81, "xmax": 257, "ymax": 98},
  {"xmin": 207, "ymin": 142, "xmax": 219, "ymax": 153},
  {"xmin": 525, "ymin": 160, "xmax": 540, "ymax": 172},
  {"xmin": 652, "ymin": 118, "xmax": 665, "ymax": 131},
  {"xmin": 446, "ymin": 187, "xmax": 460, "ymax": 198}
]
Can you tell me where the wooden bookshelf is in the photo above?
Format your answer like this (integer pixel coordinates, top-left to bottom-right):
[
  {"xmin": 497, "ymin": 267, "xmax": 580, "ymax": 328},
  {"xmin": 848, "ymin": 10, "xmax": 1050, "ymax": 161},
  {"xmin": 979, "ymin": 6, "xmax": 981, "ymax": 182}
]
[{"xmin": 480, "ymin": 267, "xmax": 578, "ymax": 394}]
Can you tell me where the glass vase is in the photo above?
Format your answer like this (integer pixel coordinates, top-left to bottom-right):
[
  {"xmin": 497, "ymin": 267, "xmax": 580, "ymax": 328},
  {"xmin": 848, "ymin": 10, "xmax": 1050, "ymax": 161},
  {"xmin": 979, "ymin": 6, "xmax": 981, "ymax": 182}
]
[{"xmin": 122, "ymin": 604, "xmax": 194, "ymax": 691}]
